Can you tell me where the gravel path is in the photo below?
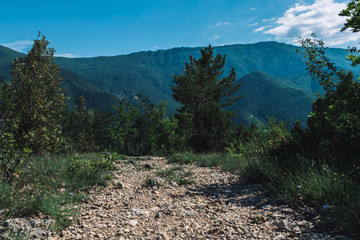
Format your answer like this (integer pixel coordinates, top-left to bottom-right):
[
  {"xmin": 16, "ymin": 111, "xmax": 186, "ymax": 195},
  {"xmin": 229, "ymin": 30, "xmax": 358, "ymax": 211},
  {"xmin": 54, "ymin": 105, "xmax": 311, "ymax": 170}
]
[{"xmin": 1, "ymin": 157, "xmax": 352, "ymax": 239}]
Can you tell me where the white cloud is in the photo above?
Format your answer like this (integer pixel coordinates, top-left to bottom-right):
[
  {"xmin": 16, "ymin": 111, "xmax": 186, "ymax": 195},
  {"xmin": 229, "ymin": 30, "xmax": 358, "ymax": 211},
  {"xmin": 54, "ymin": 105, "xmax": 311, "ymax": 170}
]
[
  {"xmin": 248, "ymin": 22, "xmax": 259, "ymax": 27},
  {"xmin": 262, "ymin": 17, "xmax": 277, "ymax": 22},
  {"xmin": 261, "ymin": 0, "xmax": 360, "ymax": 46},
  {"xmin": 211, "ymin": 22, "xmax": 230, "ymax": 28},
  {"xmin": 250, "ymin": 7, "xmax": 256, "ymax": 11},
  {"xmin": 2, "ymin": 40, "xmax": 33, "ymax": 52},
  {"xmin": 208, "ymin": 35, "xmax": 220, "ymax": 41},
  {"xmin": 254, "ymin": 25, "xmax": 272, "ymax": 32},
  {"xmin": 55, "ymin": 53, "xmax": 77, "ymax": 58}
]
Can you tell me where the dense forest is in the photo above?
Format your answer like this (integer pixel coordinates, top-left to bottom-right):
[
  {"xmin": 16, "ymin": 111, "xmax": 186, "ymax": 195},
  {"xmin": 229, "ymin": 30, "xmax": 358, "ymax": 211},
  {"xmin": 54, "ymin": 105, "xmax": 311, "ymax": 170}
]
[{"xmin": 1, "ymin": 1, "xmax": 360, "ymax": 238}]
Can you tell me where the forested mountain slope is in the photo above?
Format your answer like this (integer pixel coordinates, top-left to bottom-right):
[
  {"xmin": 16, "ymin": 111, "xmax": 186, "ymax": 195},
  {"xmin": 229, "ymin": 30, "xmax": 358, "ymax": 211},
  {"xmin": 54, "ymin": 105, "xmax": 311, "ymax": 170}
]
[{"xmin": 0, "ymin": 42, "xmax": 356, "ymax": 124}]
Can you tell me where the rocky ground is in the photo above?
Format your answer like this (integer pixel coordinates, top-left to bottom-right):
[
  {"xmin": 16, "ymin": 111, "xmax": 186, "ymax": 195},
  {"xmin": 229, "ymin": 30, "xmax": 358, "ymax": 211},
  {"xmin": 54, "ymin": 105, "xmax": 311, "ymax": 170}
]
[{"xmin": 0, "ymin": 157, "xmax": 353, "ymax": 239}]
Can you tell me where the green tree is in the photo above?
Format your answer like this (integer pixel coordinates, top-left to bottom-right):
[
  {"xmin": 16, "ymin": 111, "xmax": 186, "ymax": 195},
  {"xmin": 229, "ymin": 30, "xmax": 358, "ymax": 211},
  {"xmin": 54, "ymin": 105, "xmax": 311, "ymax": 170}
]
[
  {"xmin": 0, "ymin": 76, "xmax": 14, "ymax": 131},
  {"xmin": 111, "ymin": 94, "xmax": 155, "ymax": 155},
  {"xmin": 298, "ymin": 35, "xmax": 360, "ymax": 170},
  {"xmin": 8, "ymin": 33, "xmax": 67, "ymax": 153},
  {"xmin": 65, "ymin": 96, "xmax": 98, "ymax": 152},
  {"xmin": 339, "ymin": 0, "xmax": 360, "ymax": 66},
  {"xmin": 172, "ymin": 45, "xmax": 242, "ymax": 152},
  {"xmin": 111, "ymin": 95, "xmax": 178, "ymax": 155},
  {"xmin": 151, "ymin": 101, "xmax": 179, "ymax": 155}
]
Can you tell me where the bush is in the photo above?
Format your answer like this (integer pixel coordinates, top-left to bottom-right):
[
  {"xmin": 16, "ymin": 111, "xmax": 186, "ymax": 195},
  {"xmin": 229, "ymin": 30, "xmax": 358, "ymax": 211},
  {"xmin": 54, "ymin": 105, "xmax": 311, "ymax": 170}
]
[{"xmin": 0, "ymin": 132, "xmax": 30, "ymax": 182}]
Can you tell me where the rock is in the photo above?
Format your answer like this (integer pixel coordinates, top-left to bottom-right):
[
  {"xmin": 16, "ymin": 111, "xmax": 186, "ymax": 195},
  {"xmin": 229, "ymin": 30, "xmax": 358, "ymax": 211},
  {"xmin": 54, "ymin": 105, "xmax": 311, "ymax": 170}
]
[
  {"xmin": 130, "ymin": 208, "xmax": 149, "ymax": 216},
  {"xmin": 249, "ymin": 215, "xmax": 266, "ymax": 223},
  {"xmin": 277, "ymin": 219, "xmax": 289, "ymax": 229},
  {"xmin": 169, "ymin": 181, "xmax": 178, "ymax": 187},
  {"xmin": 157, "ymin": 232, "xmax": 169, "ymax": 240},
  {"xmin": 129, "ymin": 219, "xmax": 138, "ymax": 226},
  {"xmin": 144, "ymin": 163, "xmax": 152, "ymax": 169},
  {"xmin": 185, "ymin": 211, "xmax": 197, "ymax": 217},
  {"xmin": 115, "ymin": 182, "xmax": 124, "ymax": 189}
]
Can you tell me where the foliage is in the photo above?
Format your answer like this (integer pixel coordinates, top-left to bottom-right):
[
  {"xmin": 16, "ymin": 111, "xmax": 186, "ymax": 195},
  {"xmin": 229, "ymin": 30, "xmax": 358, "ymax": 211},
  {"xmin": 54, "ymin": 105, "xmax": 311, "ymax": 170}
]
[
  {"xmin": 339, "ymin": 0, "xmax": 360, "ymax": 66},
  {"xmin": 0, "ymin": 131, "xmax": 30, "ymax": 182},
  {"xmin": 6, "ymin": 33, "xmax": 67, "ymax": 153},
  {"xmin": 64, "ymin": 96, "xmax": 104, "ymax": 152},
  {"xmin": 150, "ymin": 101, "xmax": 179, "ymax": 155},
  {"xmin": 0, "ymin": 153, "xmax": 119, "ymax": 231},
  {"xmin": 172, "ymin": 45, "xmax": 242, "ymax": 152},
  {"xmin": 168, "ymin": 153, "xmax": 247, "ymax": 173},
  {"xmin": 0, "ymin": 76, "xmax": 15, "ymax": 131},
  {"xmin": 229, "ymin": 118, "xmax": 292, "ymax": 162},
  {"xmin": 155, "ymin": 165, "xmax": 194, "ymax": 185},
  {"xmin": 111, "ymin": 94, "xmax": 178, "ymax": 155},
  {"xmin": 298, "ymin": 35, "xmax": 360, "ymax": 171}
]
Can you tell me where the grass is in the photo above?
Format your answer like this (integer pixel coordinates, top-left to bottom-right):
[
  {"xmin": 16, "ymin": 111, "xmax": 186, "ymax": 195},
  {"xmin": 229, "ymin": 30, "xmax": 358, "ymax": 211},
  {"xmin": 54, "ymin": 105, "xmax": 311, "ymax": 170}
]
[
  {"xmin": 156, "ymin": 165, "xmax": 194, "ymax": 185},
  {"xmin": 144, "ymin": 165, "xmax": 194, "ymax": 187},
  {"xmin": 168, "ymin": 153, "xmax": 246, "ymax": 173},
  {"xmin": 0, "ymin": 152, "xmax": 120, "ymax": 232}
]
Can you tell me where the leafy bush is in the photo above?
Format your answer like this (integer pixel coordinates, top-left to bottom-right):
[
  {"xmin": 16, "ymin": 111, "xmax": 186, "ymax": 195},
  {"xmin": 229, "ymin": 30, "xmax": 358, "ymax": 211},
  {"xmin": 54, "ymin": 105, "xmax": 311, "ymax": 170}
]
[{"xmin": 0, "ymin": 131, "xmax": 31, "ymax": 182}]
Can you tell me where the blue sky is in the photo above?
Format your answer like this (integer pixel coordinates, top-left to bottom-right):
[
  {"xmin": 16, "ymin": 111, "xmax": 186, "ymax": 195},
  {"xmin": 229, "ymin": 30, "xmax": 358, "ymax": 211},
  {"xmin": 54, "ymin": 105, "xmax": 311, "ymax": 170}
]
[{"xmin": 1, "ymin": 0, "xmax": 359, "ymax": 57}]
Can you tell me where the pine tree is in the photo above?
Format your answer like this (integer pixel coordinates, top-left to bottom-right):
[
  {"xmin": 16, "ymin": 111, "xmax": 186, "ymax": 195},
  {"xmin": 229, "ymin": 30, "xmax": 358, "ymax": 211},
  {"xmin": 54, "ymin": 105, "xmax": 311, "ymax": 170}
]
[
  {"xmin": 172, "ymin": 45, "xmax": 242, "ymax": 152},
  {"xmin": 67, "ymin": 96, "xmax": 98, "ymax": 152}
]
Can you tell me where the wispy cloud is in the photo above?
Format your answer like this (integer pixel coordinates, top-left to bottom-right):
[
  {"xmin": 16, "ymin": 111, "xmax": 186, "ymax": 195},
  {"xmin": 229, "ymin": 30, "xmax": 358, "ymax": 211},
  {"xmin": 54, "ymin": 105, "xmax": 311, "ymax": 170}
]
[
  {"xmin": 210, "ymin": 22, "xmax": 230, "ymax": 28},
  {"xmin": 208, "ymin": 34, "xmax": 220, "ymax": 41},
  {"xmin": 55, "ymin": 53, "xmax": 77, "ymax": 58},
  {"xmin": 262, "ymin": 17, "xmax": 277, "ymax": 22},
  {"xmin": 254, "ymin": 25, "xmax": 272, "ymax": 32},
  {"xmin": 248, "ymin": 22, "xmax": 259, "ymax": 27},
  {"xmin": 250, "ymin": 7, "xmax": 256, "ymax": 11},
  {"xmin": 260, "ymin": 0, "xmax": 360, "ymax": 46},
  {"xmin": 2, "ymin": 40, "xmax": 33, "ymax": 52}
]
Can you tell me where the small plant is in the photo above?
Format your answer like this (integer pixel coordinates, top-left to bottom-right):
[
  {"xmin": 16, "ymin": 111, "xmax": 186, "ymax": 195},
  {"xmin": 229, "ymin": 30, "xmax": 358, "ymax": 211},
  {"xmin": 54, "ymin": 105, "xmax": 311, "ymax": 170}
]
[
  {"xmin": 168, "ymin": 153, "xmax": 197, "ymax": 164},
  {"xmin": 156, "ymin": 165, "xmax": 194, "ymax": 185},
  {"xmin": 144, "ymin": 176, "xmax": 163, "ymax": 187}
]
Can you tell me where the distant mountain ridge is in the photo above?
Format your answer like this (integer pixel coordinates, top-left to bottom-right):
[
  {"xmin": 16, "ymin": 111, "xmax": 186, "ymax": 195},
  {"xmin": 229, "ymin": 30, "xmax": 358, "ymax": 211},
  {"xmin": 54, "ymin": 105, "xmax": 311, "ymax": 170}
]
[{"xmin": 0, "ymin": 42, "xmax": 357, "ymax": 124}]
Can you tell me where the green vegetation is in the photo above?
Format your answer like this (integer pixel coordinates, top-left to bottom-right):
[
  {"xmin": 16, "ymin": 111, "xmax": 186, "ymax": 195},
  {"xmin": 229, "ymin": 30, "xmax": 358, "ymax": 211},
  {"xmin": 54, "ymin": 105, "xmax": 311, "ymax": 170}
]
[
  {"xmin": 144, "ymin": 165, "xmax": 194, "ymax": 187},
  {"xmin": 6, "ymin": 33, "xmax": 67, "ymax": 153},
  {"xmin": 0, "ymin": 35, "xmax": 120, "ymax": 236},
  {"xmin": 0, "ymin": 152, "xmax": 119, "ymax": 231},
  {"xmin": 110, "ymin": 94, "xmax": 178, "ymax": 155},
  {"xmin": 155, "ymin": 165, "xmax": 194, "ymax": 185},
  {"xmin": 172, "ymin": 45, "xmax": 242, "ymax": 152}
]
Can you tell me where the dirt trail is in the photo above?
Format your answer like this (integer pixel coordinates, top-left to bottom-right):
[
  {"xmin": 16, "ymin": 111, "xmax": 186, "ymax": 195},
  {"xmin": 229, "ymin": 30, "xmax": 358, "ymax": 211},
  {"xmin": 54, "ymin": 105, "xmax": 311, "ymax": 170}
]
[{"xmin": 2, "ymin": 157, "xmax": 352, "ymax": 239}]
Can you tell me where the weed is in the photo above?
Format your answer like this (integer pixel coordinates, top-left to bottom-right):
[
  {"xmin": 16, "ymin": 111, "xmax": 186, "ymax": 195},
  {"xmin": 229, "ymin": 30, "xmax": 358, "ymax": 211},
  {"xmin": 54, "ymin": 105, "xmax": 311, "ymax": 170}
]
[
  {"xmin": 0, "ymin": 152, "xmax": 119, "ymax": 231},
  {"xmin": 155, "ymin": 165, "xmax": 194, "ymax": 185}
]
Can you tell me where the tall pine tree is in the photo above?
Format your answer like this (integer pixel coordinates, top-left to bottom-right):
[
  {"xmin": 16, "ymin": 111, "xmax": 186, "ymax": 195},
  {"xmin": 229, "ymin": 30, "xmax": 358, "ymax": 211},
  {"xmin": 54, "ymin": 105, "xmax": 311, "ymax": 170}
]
[{"xmin": 172, "ymin": 45, "xmax": 242, "ymax": 152}]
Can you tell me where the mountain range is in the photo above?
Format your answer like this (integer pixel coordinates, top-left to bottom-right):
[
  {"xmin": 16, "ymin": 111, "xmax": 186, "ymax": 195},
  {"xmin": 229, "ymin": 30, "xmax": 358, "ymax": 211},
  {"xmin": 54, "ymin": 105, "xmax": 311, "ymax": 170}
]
[{"xmin": 0, "ymin": 41, "xmax": 356, "ymax": 125}]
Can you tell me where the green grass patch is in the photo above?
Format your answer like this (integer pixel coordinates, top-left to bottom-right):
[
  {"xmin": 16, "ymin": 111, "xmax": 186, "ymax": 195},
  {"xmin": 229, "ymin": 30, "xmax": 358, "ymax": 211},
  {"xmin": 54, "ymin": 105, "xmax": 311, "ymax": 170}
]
[
  {"xmin": 0, "ymin": 152, "xmax": 120, "ymax": 231},
  {"xmin": 240, "ymin": 157, "xmax": 360, "ymax": 237},
  {"xmin": 144, "ymin": 164, "xmax": 194, "ymax": 187},
  {"xmin": 156, "ymin": 165, "xmax": 194, "ymax": 185},
  {"xmin": 168, "ymin": 153, "xmax": 246, "ymax": 173}
]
